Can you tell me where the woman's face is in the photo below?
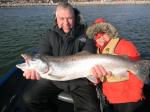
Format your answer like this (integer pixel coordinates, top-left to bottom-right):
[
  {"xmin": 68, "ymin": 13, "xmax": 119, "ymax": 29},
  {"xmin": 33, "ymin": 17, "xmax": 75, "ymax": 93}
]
[{"xmin": 95, "ymin": 33, "xmax": 110, "ymax": 47}]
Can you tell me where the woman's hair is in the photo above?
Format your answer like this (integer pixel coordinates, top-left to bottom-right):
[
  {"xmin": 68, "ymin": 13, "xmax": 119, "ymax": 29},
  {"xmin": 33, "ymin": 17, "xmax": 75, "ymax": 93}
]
[{"xmin": 86, "ymin": 22, "xmax": 119, "ymax": 39}]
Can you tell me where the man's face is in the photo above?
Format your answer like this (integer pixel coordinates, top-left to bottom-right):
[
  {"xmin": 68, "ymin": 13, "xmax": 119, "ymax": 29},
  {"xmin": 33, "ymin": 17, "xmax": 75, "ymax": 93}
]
[{"xmin": 56, "ymin": 8, "xmax": 75, "ymax": 33}]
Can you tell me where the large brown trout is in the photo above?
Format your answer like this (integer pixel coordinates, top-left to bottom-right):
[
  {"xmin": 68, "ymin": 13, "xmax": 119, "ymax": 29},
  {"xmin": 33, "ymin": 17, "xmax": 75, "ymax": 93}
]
[{"xmin": 16, "ymin": 53, "xmax": 150, "ymax": 84}]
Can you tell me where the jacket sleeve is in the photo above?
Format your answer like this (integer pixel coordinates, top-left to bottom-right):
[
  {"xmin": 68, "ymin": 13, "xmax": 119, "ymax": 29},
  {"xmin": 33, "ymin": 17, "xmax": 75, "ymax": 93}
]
[
  {"xmin": 38, "ymin": 30, "xmax": 53, "ymax": 55},
  {"xmin": 82, "ymin": 38, "xmax": 97, "ymax": 53}
]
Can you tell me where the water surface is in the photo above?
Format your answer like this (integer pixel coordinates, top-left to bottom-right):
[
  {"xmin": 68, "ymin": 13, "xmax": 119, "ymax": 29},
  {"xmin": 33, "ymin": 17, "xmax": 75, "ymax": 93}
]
[{"xmin": 0, "ymin": 5, "xmax": 150, "ymax": 75}]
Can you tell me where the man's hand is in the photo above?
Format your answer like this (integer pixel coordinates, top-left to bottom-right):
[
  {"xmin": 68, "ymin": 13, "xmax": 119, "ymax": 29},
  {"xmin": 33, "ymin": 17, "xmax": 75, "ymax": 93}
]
[
  {"xmin": 91, "ymin": 65, "xmax": 112, "ymax": 83},
  {"xmin": 23, "ymin": 70, "xmax": 41, "ymax": 80}
]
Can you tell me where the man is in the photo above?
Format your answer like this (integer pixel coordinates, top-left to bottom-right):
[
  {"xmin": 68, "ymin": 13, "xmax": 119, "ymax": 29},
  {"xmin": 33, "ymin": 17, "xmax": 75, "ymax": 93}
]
[
  {"xmin": 88, "ymin": 18, "xmax": 144, "ymax": 112},
  {"xmin": 22, "ymin": 2, "xmax": 100, "ymax": 112}
]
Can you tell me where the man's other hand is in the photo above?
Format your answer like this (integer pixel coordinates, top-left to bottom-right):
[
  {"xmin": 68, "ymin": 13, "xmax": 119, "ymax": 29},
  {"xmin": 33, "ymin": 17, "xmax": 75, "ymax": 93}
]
[{"xmin": 23, "ymin": 70, "xmax": 41, "ymax": 80}]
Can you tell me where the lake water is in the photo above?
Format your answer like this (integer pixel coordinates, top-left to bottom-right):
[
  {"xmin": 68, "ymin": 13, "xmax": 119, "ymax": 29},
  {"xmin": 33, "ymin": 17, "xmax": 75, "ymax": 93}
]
[{"xmin": 0, "ymin": 4, "xmax": 150, "ymax": 75}]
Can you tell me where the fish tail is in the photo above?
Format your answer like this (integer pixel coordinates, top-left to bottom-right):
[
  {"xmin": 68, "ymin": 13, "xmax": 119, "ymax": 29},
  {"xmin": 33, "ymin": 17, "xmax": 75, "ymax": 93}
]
[{"xmin": 136, "ymin": 60, "xmax": 150, "ymax": 84}]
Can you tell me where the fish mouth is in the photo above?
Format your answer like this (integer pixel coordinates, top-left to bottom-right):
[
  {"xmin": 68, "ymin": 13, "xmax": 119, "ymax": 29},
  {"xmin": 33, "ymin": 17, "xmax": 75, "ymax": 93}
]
[
  {"xmin": 21, "ymin": 54, "xmax": 32, "ymax": 60},
  {"xmin": 16, "ymin": 54, "xmax": 31, "ymax": 71},
  {"xmin": 21, "ymin": 54, "xmax": 32, "ymax": 66},
  {"xmin": 16, "ymin": 63, "xmax": 27, "ymax": 71}
]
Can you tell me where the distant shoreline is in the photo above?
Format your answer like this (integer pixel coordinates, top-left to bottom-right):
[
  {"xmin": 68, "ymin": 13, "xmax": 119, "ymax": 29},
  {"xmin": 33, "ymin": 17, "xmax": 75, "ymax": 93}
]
[{"xmin": 0, "ymin": 1, "xmax": 150, "ymax": 8}]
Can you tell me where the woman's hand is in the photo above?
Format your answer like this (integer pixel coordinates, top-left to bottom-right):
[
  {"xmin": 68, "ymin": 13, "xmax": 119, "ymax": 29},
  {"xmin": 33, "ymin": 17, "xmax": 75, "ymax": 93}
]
[
  {"xmin": 23, "ymin": 70, "xmax": 41, "ymax": 80},
  {"xmin": 91, "ymin": 65, "xmax": 112, "ymax": 83}
]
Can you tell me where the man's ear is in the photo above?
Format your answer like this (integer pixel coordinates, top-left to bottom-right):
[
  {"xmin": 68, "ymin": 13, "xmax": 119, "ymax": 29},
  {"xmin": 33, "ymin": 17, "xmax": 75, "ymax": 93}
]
[
  {"xmin": 54, "ymin": 17, "xmax": 57, "ymax": 23},
  {"xmin": 53, "ymin": 11, "xmax": 57, "ymax": 23},
  {"xmin": 51, "ymin": 12, "xmax": 57, "ymax": 27}
]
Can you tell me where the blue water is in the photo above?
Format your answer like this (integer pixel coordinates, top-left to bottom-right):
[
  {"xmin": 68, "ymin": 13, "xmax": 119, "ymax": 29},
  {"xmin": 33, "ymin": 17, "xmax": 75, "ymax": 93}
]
[{"xmin": 0, "ymin": 5, "xmax": 150, "ymax": 75}]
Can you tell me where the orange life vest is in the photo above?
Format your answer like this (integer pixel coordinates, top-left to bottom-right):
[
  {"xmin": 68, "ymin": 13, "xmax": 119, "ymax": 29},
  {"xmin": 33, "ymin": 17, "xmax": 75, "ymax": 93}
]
[{"xmin": 99, "ymin": 38, "xmax": 144, "ymax": 103}]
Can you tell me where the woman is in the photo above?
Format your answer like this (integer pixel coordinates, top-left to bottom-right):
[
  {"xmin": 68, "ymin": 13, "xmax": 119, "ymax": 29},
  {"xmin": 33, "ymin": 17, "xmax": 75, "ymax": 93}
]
[{"xmin": 88, "ymin": 18, "xmax": 144, "ymax": 112}]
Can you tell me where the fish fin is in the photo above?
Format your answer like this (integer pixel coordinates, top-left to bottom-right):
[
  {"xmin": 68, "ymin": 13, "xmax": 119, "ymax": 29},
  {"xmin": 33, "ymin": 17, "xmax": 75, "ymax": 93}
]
[
  {"xmin": 105, "ymin": 70, "xmax": 129, "ymax": 83},
  {"xmin": 16, "ymin": 63, "xmax": 28, "ymax": 71},
  {"xmin": 136, "ymin": 60, "xmax": 150, "ymax": 84},
  {"xmin": 120, "ymin": 55, "xmax": 129, "ymax": 59},
  {"xmin": 87, "ymin": 75, "xmax": 98, "ymax": 84},
  {"xmin": 113, "ymin": 55, "xmax": 129, "ymax": 60},
  {"xmin": 40, "ymin": 73, "xmax": 65, "ymax": 80},
  {"xmin": 75, "ymin": 51, "xmax": 92, "ymax": 55},
  {"xmin": 50, "ymin": 75, "xmax": 65, "ymax": 79},
  {"xmin": 106, "ymin": 74, "xmax": 129, "ymax": 82}
]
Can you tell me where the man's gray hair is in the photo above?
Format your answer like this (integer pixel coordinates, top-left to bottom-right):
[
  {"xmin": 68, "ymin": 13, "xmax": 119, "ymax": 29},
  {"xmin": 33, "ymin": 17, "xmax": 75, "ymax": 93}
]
[{"xmin": 55, "ymin": 2, "xmax": 74, "ymax": 17}]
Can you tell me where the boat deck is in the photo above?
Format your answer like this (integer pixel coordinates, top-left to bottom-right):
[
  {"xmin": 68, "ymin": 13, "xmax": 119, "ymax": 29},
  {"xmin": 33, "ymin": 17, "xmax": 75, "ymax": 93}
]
[
  {"xmin": 0, "ymin": 68, "xmax": 74, "ymax": 112},
  {"xmin": 0, "ymin": 68, "xmax": 150, "ymax": 112}
]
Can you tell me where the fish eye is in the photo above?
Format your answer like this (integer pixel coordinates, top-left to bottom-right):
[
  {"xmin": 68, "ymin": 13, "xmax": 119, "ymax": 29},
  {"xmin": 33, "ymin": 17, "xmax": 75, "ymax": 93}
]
[
  {"xmin": 30, "ymin": 58, "xmax": 36, "ymax": 61},
  {"xmin": 34, "ymin": 54, "xmax": 42, "ymax": 59}
]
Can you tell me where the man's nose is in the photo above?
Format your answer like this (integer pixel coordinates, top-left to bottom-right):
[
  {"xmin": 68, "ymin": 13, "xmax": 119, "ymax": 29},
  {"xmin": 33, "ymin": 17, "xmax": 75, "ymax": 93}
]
[{"xmin": 64, "ymin": 19, "xmax": 69, "ymax": 25}]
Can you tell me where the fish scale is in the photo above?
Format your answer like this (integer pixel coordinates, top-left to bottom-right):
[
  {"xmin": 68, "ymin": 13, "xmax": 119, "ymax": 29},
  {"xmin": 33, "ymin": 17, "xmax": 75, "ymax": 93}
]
[{"xmin": 16, "ymin": 53, "xmax": 150, "ymax": 84}]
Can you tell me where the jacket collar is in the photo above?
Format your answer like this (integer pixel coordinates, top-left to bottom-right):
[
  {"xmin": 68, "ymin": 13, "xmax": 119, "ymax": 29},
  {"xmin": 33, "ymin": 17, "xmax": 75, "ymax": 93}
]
[{"xmin": 52, "ymin": 25, "xmax": 75, "ymax": 41}]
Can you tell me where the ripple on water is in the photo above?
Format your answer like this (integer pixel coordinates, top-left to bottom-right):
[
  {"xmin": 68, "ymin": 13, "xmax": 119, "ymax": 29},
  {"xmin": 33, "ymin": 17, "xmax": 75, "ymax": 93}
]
[{"xmin": 0, "ymin": 5, "xmax": 150, "ymax": 75}]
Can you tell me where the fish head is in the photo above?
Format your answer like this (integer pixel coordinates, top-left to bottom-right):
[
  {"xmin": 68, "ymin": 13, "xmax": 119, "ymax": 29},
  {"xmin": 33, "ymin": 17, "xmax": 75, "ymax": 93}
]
[{"xmin": 16, "ymin": 54, "xmax": 50, "ymax": 74}]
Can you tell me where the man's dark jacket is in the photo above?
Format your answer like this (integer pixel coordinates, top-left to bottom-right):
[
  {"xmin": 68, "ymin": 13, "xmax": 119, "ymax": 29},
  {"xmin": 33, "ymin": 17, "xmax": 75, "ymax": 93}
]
[{"xmin": 38, "ymin": 10, "xmax": 96, "ymax": 91}]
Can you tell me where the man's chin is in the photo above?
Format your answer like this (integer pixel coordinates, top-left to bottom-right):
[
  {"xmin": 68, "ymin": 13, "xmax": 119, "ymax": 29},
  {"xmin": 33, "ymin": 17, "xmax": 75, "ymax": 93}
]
[
  {"xmin": 62, "ymin": 27, "xmax": 71, "ymax": 33},
  {"xmin": 64, "ymin": 30, "xmax": 70, "ymax": 33}
]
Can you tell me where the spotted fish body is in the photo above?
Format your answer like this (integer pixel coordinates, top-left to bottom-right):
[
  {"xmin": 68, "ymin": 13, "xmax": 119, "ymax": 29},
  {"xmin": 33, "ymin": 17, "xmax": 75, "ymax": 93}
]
[{"xmin": 16, "ymin": 53, "xmax": 150, "ymax": 84}]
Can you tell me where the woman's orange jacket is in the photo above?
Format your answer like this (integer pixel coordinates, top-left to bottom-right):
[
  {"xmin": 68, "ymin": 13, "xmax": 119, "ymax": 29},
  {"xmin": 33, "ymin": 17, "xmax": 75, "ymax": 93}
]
[{"xmin": 102, "ymin": 38, "xmax": 144, "ymax": 104}]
